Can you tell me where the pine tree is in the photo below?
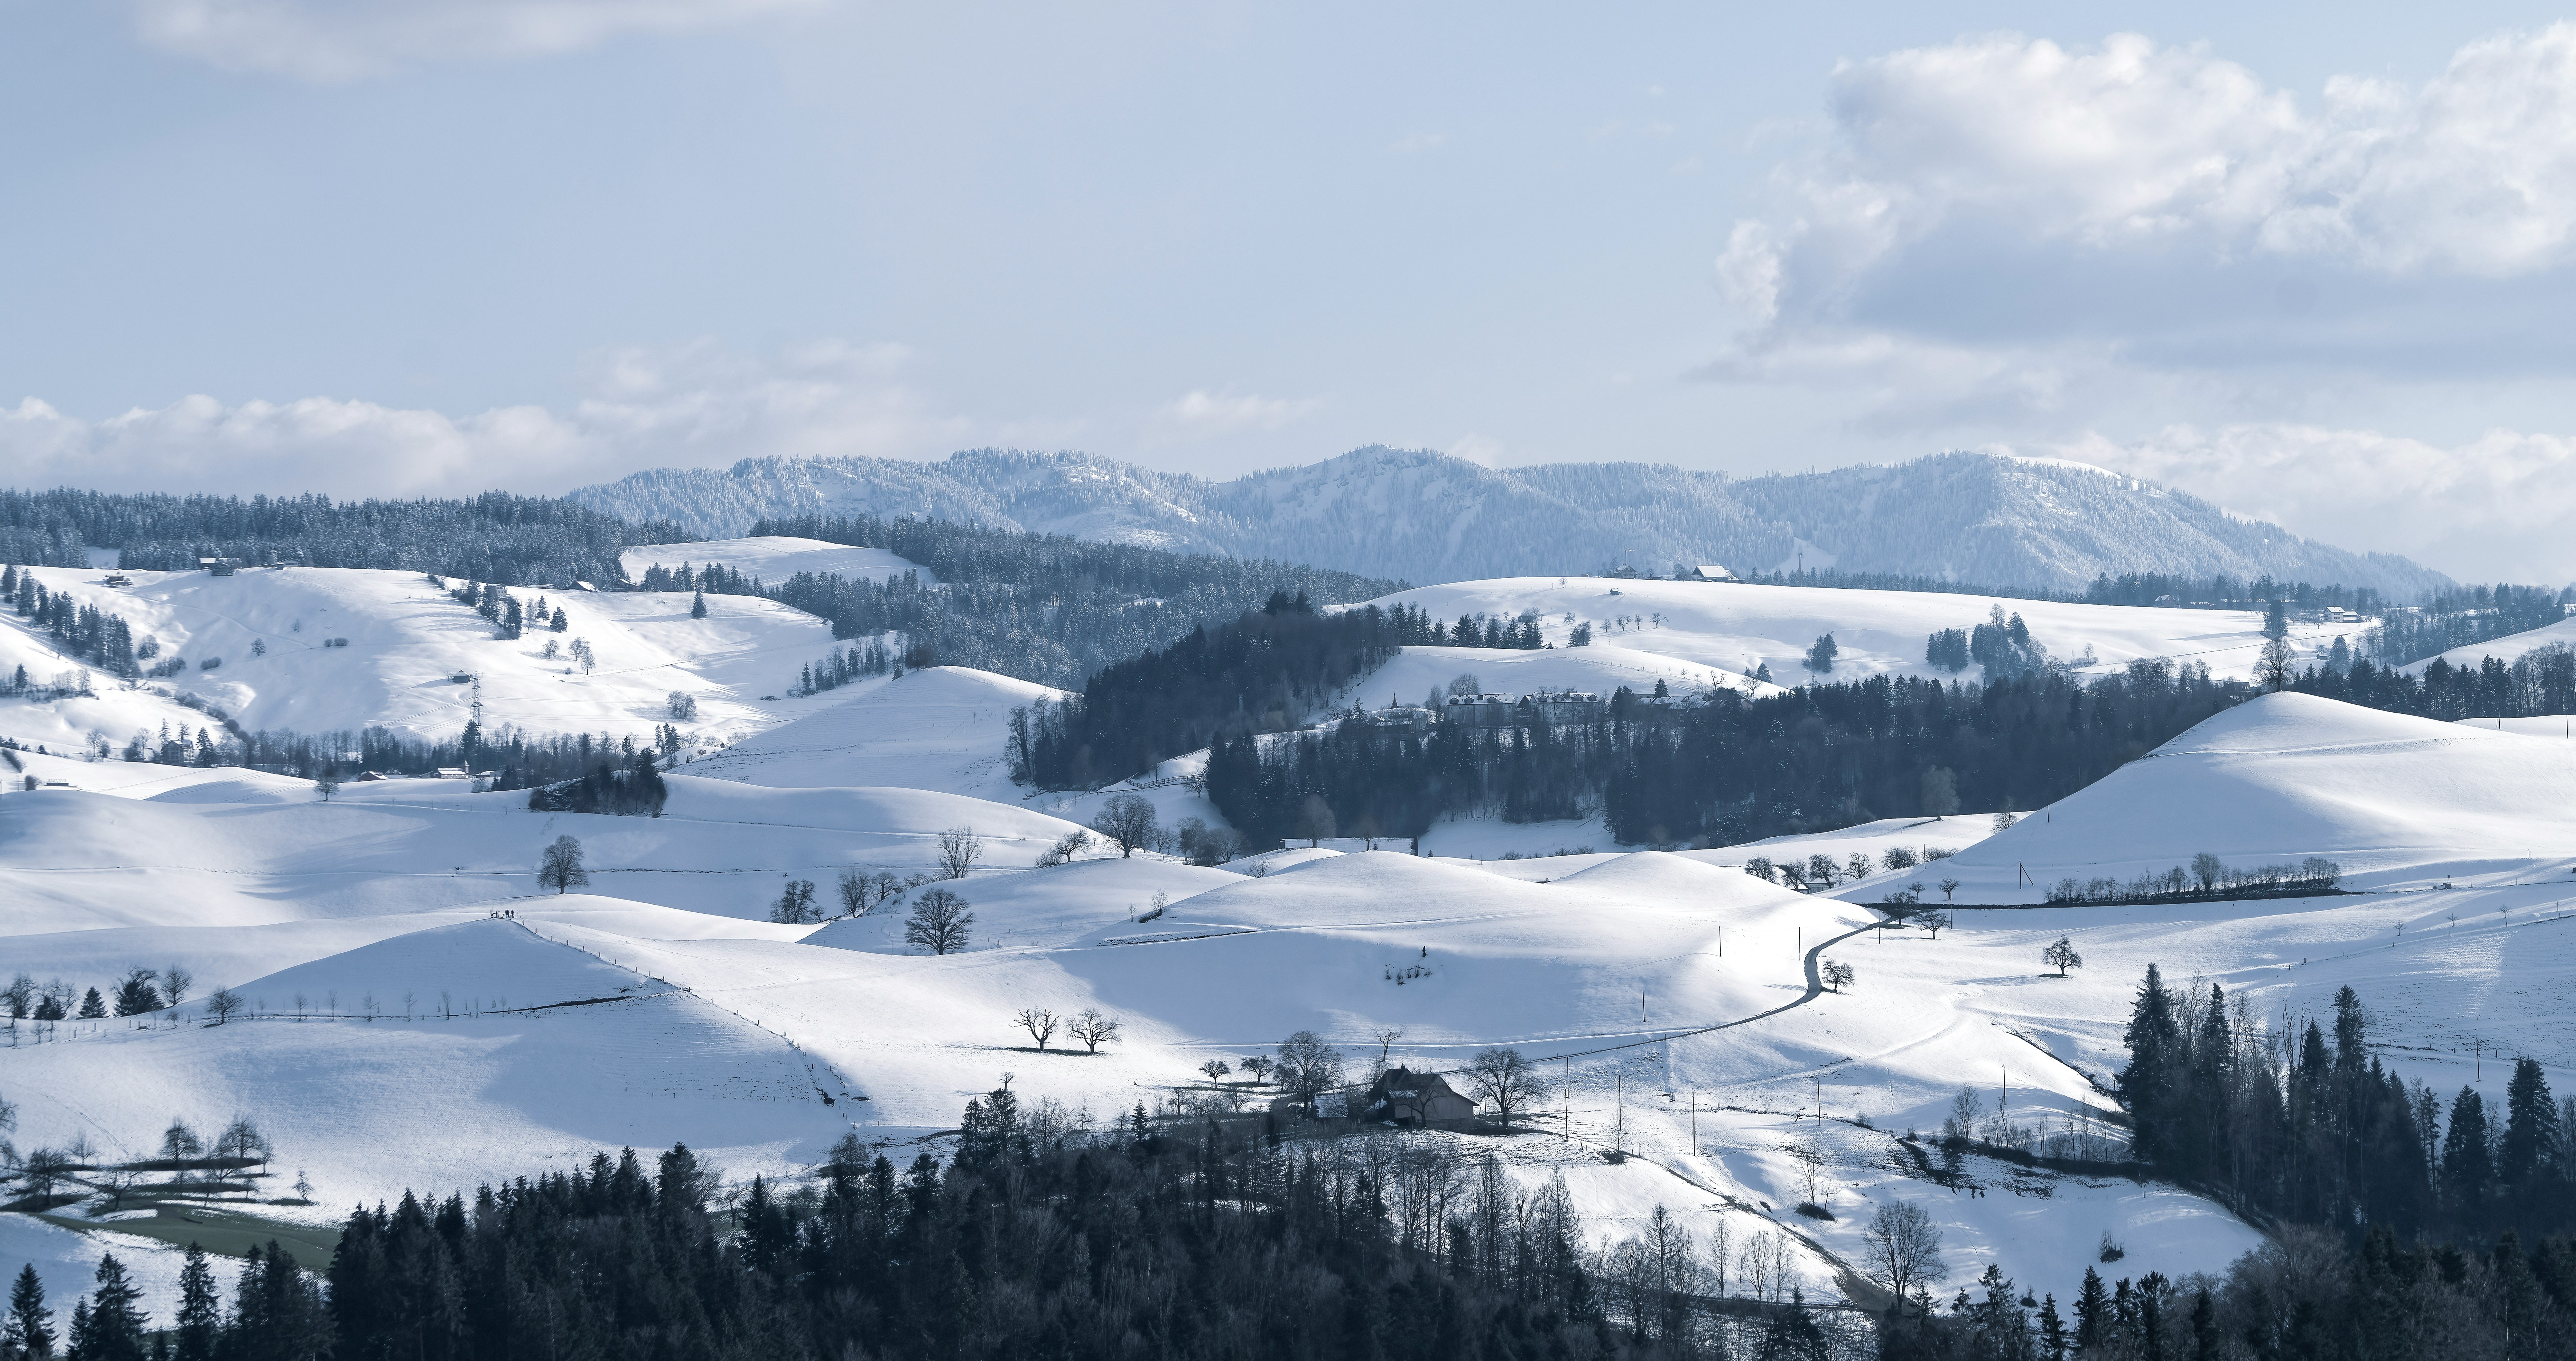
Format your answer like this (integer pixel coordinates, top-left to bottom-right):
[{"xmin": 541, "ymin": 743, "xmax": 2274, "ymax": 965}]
[
  {"xmin": 2500, "ymin": 1058, "xmax": 2559, "ymax": 1193},
  {"xmin": 2120, "ymin": 965, "xmax": 2182, "ymax": 1161},
  {"xmin": 2444, "ymin": 1086, "xmax": 2495, "ymax": 1221},
  {"xmin": 2073, "ymin": 1266, "xmax": 2108, "ymax": 1352},
  {"xmin": 77, "ymin": 986, "xmax": 108, "ymax": 1019},
  {"xmin": 82, "ymin": 1254, "xmax": 148, "ymax": 1361},
  {"xmin": 174, "ymin": 1245, "xmax": 220, "ymax": 1361},
  {"xmin": 8, "ymin": 1263, "xmax": 54, "ymax": 1357},
  {"xmin": 691, "ymin": 590, "xmax": 707, "ymax": 619}
]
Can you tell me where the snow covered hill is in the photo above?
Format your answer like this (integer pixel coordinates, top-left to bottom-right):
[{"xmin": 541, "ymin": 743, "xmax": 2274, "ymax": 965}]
[
  {"xmin": 1354, "ymin": 575, "xmax": 2352, "ymax": 687},
  {"xmin": 1, "ymin": 564, "xmax": 857, "ymax": 750},
  {"xmin": 687, "ymin": 665, "xmax": 1067, "ymax": 800},
  {"xmin": 1837, "ymin": 692, "xmax": 2576, "ymax": 906},
  {"xmin": 2404, "ymin": 614, "xmax": 2576, "ymax": 675},
  {"xmin": 568, "ymin": 447, "xmax": 2452, "ymax": 596},
  {"xmin": 619, "ymin": 536, "xmax": 935, "ymax": 586}
]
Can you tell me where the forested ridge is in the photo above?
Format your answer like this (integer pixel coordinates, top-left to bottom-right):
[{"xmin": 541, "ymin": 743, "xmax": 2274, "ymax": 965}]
[{"xmin": 0, "ymin": 489, "xmax": 679, "ymax": 587}]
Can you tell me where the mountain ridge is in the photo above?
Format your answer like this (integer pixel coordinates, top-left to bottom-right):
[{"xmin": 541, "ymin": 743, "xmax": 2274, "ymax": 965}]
[{"xmin": 567, "ymin": 447, "xmax": 2454, "ymax": 597}]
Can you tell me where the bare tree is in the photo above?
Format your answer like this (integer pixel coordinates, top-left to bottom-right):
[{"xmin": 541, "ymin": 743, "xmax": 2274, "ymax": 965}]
[
  {"xmin": 1860, "ymin": 1201, "xmax": 1947, "ymax": 1310},
  {"xmin": 905, "ymin": 889, "xmax": 974, "ymax": 954},
  {"xmin": 537, "ymin": 835, "xmax": 589, "ymax": 894},
  {"xmin": 1239, "ymin": 1055, "xmax": 1273, "ymax": 1084},
  {"xmin": 2042, "ymin": 935, "xmax": 2083, "ymax": 977},
  {"xmin": 1821, "ymin": 960, "xmax": 1855, "ymax": 993},
  {"xmin": 937, "ymin": 827, "xmax": 984, "ymax": 880},
  {"xmin": 1787, "ymin": 1139, "xmax": 1826, "ymax": 1206},
  {"xmin": 1069, "ymin": 1008, "xmax": 1121, "ymax": 1053},
  {"xmin": 1846, "ymin": 853, "xmax": 1875, "ymax": 885},
  {"xmin": 1037, "ymin": 829, "xmax": 1092, "ymax": 867},
  {"xmin": 314, "ymin": 776, "xmax": 339, "ymax": 801},
  {"xmin": 1464, "ymin": 1046, "xmax": 1541, "ymax": 1129},
  {"xmin": 1199, "ymin": 1059, "xmax": 1232, "ymax": 1085},
  {"xmin": 835, "ymin": 869, "xmax": 872, "ymax": 917},
  {"xmin": 1805, "ymin": 854, "xmax": 1839, "ymax": 889},
  {"xmin": 1275, "ymin": 1030, "xmax": 1344, "ymax": 1110},
  {"xmin": 1371, "ymin": 1026, "xmax": 1407, "ymax": 1067},
  {"xmin": 1938, "ymin": 877, "xmax": 1961, "ymax": 906},
  {"xmin": 204, "ymin": 986, "xmax": 245, "ymax": 1025},
  {"xmin": 1090, "ymin": 796, "xmax": 1160, "ymax": 858},
  {"xmin": 1012, "ymin": 1006, "xmax": 1059, "ymax": 1050},
  {"xmin": 161, "ymin": 965, "xmax": 192, "ymax": 1009},
  {"xmin": 1918, "ymin": 908, "xmax": 1952, "ymax": 939}
]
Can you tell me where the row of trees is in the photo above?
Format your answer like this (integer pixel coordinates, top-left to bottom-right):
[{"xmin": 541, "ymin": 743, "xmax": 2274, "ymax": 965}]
[
  {"xmin": 2041, "ymin": 855, "xmax": 2343, "ymax": 905},
  {"xmin": 2121, "ymin": 973, "xmax": 2576, "ymax": 1240},
  {"xmin": 1207, "ymin": 660, "xmax": 2249, "ymax": 851},
  {"xmin": 0, "ymin": 487, "xmax": 671, "ymax": 584},
  {"xmin": 5, "ymin": 967, "xmax": 192, "ymax": 1022}
]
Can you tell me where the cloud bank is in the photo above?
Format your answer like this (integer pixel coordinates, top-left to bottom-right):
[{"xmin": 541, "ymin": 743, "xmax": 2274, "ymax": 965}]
[{"xmin": 127, "ymin": 0, "xmax": 814, "ymax": 79}]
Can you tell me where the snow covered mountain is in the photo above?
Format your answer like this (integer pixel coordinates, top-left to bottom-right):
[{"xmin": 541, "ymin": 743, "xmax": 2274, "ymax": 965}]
[{"xmin": 568, "ymin": 447, "xmax": 2452, "ymax": 596}]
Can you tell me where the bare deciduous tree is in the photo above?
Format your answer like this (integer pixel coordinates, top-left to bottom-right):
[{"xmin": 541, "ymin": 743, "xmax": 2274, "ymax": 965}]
[
  {"xmin": 1918, "ymin": 908, "xmax": 1952, "ymax": 939},
  {"xmin": 204, "ymin": 986, "xmax": 245, "ymax": 1025},
  {"xmin": 538, "ymin": 835, "xmax": 588, "ymax": 894},
  {"xmin": 1821, "ymin": 960, "xmax": 1855, "ymax": 993},
  {"xmin": 2043, "ymin": 935, "xmax": 2083, "ymax": 977},
  {"xmin": 1089, "ymin": 796, "xmax": 1160, "ymax": 858},
  {"xmin": 160, "ymin": 965, "xmax": 192, "ymax": 1009},
  {"xmin": 1464, "ymin": 1046, "xmax": 1541, "ymax": 1129},
  {"xmin": 1861, "ymin": 1201, "xmax": 1946, "ymax": 1310},
  {"xmin": 1199, "ymin": 1059, "xmax": 1232, "ymax": 1085},
  {"xmin": 1069, "ymin": 1008, "xmax": 1121, "ymax": 1053},
  {"xmin": 905, "ymin": 889, "xmax": 974, "ymax": 954},
  {"xmin": 1275, "ymin": 1030, "xmax": 1344, "ymax": 1110},
  {"xmin": 937, "ymin": 827, "xmax": 984, "ymax": 880},
  {"xmin": 1012, "ymin": 1006, "xmax": 1059, "ymax": 1050}
]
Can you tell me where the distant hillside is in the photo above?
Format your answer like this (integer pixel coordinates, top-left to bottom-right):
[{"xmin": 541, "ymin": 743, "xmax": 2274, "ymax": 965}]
[{"xmin": 568, "ymin": 447, "xmax": 2453, "ymax": 597}]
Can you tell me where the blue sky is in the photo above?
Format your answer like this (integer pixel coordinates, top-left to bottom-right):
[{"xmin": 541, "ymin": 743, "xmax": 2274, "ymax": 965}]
[{"xmin": 6, "ymin": 1, "xmax": 2576, "ymax": 579}]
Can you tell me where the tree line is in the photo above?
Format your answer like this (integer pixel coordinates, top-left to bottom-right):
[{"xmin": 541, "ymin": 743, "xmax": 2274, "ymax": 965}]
[
  {"xmin": 6, "ymin": 1094, "xmax": 1875, "ymax": 1360},
  {"xmin": 0, "ymin": 488, "xmax": 678, "ymax": 586},
  {"xmin": 1206, "ymin": 660, "xmax": 2250, "ymax": 850}
]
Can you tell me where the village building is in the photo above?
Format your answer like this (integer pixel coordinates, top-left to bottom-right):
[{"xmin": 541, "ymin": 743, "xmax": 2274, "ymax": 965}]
[{"xmin": 1360, "ymin": 1068, "xmax": 1479, "ymax": 1129}]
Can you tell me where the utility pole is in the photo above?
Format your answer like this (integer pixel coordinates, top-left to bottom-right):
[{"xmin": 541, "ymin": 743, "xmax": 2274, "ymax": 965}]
[
  {"xmin": 1690, "ymin": 1090, "xmax": 1698, "ymax": 1155},
  {"xmin": 1813, "ymin": 1074, "xmax": 1822, "ymax": 1124},
  {"xmin": 1615, "ymin": 1071, "xmax": 1624, "ymax": 1153},
  {"xmin": 1564, "ymin": 1057, "xmax": 1572, "ymax": 1138}
]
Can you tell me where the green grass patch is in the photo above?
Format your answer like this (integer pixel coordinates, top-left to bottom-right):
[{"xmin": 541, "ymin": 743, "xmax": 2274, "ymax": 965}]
[{"xmin": 31, "ymin": 1204, "xmax": 341, "ymax": 1271}]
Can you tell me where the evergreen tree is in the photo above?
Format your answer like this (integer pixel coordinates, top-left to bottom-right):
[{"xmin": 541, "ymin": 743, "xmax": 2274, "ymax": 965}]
[
  {"xmin": 2120, "ymin": 966, "xmax": 2182, "ymax": 1162},
  {"xmin": 8, "ymin": 1263, "xmax": 54, "ymax": 1358},
  {"xmin": 2445, "ymin": 1086, "xmax": 2496, "ymax": 1222},
  {"xmin": 2073, "ymin": 1266, "xmax": 2107, "ymax": 1352},
  {"xmin": 2500, "ymin": 1058, "xmax": 2559, "ymax": 1195},
  {"xmin": 81, "ymin": 1254, "xmax": 148, "ymax": 1361},
  {"xmin": 691, "ymin": 589, "xmax": 707, "ymax": 619},
  {"xmin": 77, "ymin": 987, "xmax": 107, "ymax": 1020},
  {"xmin": 174, "ymin": 1245, "xmax": 220, "ymax": 1361}
]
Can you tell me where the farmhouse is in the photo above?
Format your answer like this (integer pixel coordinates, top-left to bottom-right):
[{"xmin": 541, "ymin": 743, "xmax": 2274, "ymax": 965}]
[{"xmin": 1360, "ymin": 1068, "xmax": 1478, "ymax": 1130}]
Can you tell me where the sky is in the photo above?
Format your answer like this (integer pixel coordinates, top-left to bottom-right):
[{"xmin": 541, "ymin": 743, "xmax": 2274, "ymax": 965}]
[{"xmin": 4, "ymin": 1, "xmax": 2576, "ymax": 581}]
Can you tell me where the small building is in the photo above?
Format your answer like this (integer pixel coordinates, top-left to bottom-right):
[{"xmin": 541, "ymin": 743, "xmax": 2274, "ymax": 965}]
[
  {"xmin": 1689, "ymin": 565, "xmax": 1738, "ymax": 583},
  {"xmin": 1521, "ymin": 690, "xmax": 1603, "ymax": 726},
  {"xmin": 100, "ymin": 573, "xmax": 132, "ymax": 588},
  {"xmin": 1443, "ymin": 693, "xmax": 1522, "ymax": 729},
  {"xmin": 1344, "ymin": 705, "xmax": 1438, "ymax": 737},
  {"xmin": 434, "ymin": 766, "xmax": 471, "ymax": 779},
  {"xmin": 1360, "ymin": 1068, "xmax": 1478, "ymax": 1130}
]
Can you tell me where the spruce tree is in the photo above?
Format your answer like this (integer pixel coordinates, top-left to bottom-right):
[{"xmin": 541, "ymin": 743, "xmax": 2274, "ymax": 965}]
[
  {"xmin": 82, "ymin": 1254, "xmax": 148, "ymax": 1361},
  {"xmin": 8, "ymin": 1263, "xmax": 53, "ymax": 1357},
  {"xmin": 77, "ymin": 986, "xmax": 108, "ymax": 1019},
  {"xmin": 2073, "ymin": 1266, "xmax": 2108, "ymax": 1352},
  {"xmin": 2120, "ymin": 965, "xmax": 2181, "ymax": 1161},
  {"xmin": 2444, "ymin": 1086, "xmax": 2495, "ymax": 1221},
  {"xmin": 174, "ymin": 1245, "xmax": 220, "ymax": 1361},
  {"xmin": 2500, "ymin": 1058, "xmax": 2558, "ymax": 1192},
  {"xmin": 691, "ymin": 590, "xmax": 707, "ymax": 619}
]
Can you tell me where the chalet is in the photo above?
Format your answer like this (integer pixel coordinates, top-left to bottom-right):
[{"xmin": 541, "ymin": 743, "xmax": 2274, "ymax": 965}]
[
  {"xmin": 100, "ymin": 573, "xmax": 132, "ymax": 588},
  {"xmin": 1688, "ymin": 565, "xmax": 1738, "ymax": 583},
  {"xmin": 1361, "ymin": 1068, "xmax": 1478, "ymax": 1130}
]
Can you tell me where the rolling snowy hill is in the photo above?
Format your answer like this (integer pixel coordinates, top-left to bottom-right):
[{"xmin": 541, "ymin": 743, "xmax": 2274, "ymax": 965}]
[
  {"xmin": 619, "ymin": 536, "xmax": 935, "ymax": 586},
  {"xmin": 568, "ymin": 447, "xmax": 2452, "ymax": 596},
  {"xmin": 1353, "ymin": 575, "xmax": 2354, "ymax": 687}
]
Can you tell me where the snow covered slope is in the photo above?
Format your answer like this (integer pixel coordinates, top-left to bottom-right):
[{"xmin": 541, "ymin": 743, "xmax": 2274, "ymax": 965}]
[
  {"xmin": 1839, "ymin": 693, "xmax": 2576, "ymax": 905},
  {"xmin": 620, "ymin": 536, "xmax": 935, "ymax": 586},
  {"xmin": 2, "ymin": 565, "xmax": 853, "ymax": 748},
  {"xmin": 1359, "ymin": 576, "xmax": 2350, "ymax": 688},
  {"xmin": 2404, "ymin": 615, "xmax": 2576, "ymax": 675},
  {"xmin": 688, "ymin": 666, "xmax": 1069, "ymax": 800}
]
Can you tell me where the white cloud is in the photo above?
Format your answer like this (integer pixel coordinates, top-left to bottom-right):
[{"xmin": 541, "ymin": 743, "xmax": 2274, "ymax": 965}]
[
  {"xmin": 1778, "ymin": 26, "xmax": 2576, "ymax": 281},
  {"xmin": 1446, "ymin": 433, "xmax": 1506, "ymax": 467},
  {"xmin": 127, "ymin": 0, "xmax": 815, "ymax": 80},
  {"xmin": 2056, "ymin": 423, "xmax": 2576, "ymax": 582},
  {"xmin": 1150, "ymin": 389, "xmax": 1321, "ymax": 441},
  {"xmin": 0, "ymin": 339, "xmax": 970, "ymax": 498}
]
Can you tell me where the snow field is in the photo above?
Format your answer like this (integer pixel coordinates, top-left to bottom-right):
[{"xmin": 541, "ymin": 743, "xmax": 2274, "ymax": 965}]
[
  {"xmin": 4, "ymin": 564, "xmax": 855, "ymax": 749},
  {"xmin": 1359, "ymin": 577, "xmax": 2356, "ymax": 689},
  {"xmin": 690, "ymin": 665, "xmax": 1069, "ymax": 801},
  {"xmin": 620, "ymin": 536, "xmax": 935, "ymax": 587}
]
